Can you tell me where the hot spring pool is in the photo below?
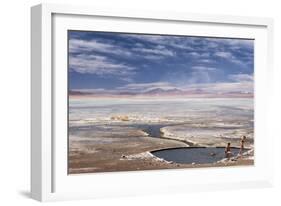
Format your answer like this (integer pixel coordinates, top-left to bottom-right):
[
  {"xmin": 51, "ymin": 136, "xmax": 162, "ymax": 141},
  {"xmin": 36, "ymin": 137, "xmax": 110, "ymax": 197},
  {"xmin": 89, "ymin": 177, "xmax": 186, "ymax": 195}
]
[{"xmin": 151, "ymin": 147, "xmax": 247, "ymax": 164}]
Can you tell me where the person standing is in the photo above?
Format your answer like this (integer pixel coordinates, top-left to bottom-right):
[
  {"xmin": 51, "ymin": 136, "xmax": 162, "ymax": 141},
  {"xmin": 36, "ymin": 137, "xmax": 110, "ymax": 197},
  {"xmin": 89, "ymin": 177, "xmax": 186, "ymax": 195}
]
[
  {"xmin": 239, "ymin": 135, "xmax": 246, "ymax": 154},
  {"xmin": 225, "ymin": 142, "xmax": 232, "ymax": 158}
]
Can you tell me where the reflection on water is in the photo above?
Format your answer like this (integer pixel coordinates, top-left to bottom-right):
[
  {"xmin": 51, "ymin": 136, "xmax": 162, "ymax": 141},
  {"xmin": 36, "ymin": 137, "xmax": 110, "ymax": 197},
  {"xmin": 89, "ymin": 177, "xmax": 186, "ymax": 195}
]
[{"xmin": 151, "ymin": 147, "xmax": 247, "ymax": 164}]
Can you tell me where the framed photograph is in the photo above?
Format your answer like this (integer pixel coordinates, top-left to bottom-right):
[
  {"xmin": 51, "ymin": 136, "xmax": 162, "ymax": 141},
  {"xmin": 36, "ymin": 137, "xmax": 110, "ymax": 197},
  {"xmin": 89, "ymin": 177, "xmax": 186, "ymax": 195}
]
[{"xmin": 31, "ymin": 3, "xmax": 274, "ymax": 201}]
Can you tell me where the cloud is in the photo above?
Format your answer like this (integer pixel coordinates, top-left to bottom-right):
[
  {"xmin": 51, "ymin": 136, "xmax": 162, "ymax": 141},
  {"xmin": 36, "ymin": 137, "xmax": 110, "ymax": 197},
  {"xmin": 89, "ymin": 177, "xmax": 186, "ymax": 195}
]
[
  {"xmin": 123, "ymin": 34, "xmax": 172, "ymax": 45},
  {"xmin": 123, "ymin": 34, "xmax": 196, "ymax": 51},
  {"xmin": 69, "ymin": 37, "xmax": 138, "ymax": 81},
  {"xmin": 200, "ymin": 59, "xmax": 215, "ymax": 63},
  {"xmin": 214, "ymin": 51, "xmax": 244, "ymax": 65},
  {"xmin": 228, "ymin": 73, "xmax": 253, "ymax": 82},
  {"xmin": 68, "ymin": 31, "xmax": 254, "ymax": 90},
  {"xmin": 142, "ymin": 55, "xmax": 164, "ymax": 60},
  {"xmin": 69, "ymin": 39, "xmax": 133, "ymax": 57},
  {"xmin": 70, "ymin": 35, "xmax": 176, "ymax": 64},
  {"xmin": 192, "ymin": 52, "xmax": 210, "ymax": 57},
  {"xmin": 182, "ymin": 72, "xmax": 254, "ymax": 94},
  {"xmin": 214, "ymin": 51, "xmax": 233, "ymax": 58},
  {"xmin": 191, "ymin": 66, "xmax": 217, "ymax": 71},
  {"xmin": 131, "ymin": 42, "xmax": 176, "ymax": 60},
  {"xmin": 133, "ymin": 46, "xmax": 174, "ymax": 57},
  {"xmin": 219, "ymin": 39, "xmax": 253, "ymax": 49},
  {"xmin": 69, "ymin": 54, "xmax": 136, "ymax": 81},
  {"xmin": 206, "ymin": 38, "xmax": 253, "ymax": 50},
  {"xmin": 168, "ymin": 66, "xmax": 219, "ymax": 85},
  {"xmin": 205, "ymin": 41, "xmax": 218, "ymax": 49},
  {"xmin": 70, "ymin": 33, "xmax": 253, "ymax": 68},
  {"xmin": 187, "ymin": 71, "xmax": 212, "ymax": 84},
  {"xmin": 183, "ymin": 81, "xmax": 253, "ymax": 94},
  {"xmin": 117, "ymin": 82, "xmax": 177, "ymax": 92}
]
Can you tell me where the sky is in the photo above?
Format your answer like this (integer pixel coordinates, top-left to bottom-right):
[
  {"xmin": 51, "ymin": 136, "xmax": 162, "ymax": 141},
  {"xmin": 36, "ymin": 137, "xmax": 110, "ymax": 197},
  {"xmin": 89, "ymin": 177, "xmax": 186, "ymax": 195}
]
[{"xmin": 68, "ymin": 30, "xmax": 254, "ymax": 94}]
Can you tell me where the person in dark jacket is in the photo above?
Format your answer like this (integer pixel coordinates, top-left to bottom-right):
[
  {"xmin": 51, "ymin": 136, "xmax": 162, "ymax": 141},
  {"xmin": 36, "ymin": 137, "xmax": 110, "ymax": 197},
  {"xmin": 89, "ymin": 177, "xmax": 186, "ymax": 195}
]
[{"xmin": 225, "ymin": 142, "xmax": 232, "ymax": 158}]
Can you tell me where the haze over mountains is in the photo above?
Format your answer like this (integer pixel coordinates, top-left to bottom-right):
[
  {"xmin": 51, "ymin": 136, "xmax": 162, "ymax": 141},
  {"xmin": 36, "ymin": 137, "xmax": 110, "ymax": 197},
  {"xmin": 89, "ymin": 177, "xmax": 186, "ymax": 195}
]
[{"xmin": 69, "ymin": 83, "xmax": 253, "ymax": 98}]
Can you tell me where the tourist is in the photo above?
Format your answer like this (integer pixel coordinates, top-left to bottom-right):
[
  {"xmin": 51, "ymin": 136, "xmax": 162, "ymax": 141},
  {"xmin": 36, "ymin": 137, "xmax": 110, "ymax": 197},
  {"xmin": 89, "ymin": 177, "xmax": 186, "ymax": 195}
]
[
  {"xmin": 225, "ymin": 142, "xmax": 232, "ymax": 158},
  {"xmin": 239, "ymin": 135, "xmax": 246, "ymax": 154}
]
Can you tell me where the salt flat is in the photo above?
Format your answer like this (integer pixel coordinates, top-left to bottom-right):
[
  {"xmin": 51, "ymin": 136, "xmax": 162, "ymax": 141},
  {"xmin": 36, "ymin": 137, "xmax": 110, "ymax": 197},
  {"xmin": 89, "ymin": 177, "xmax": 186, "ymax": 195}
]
[{"xmin": 68, "ymin": 97, "xmax": 254, "ymax": 174}]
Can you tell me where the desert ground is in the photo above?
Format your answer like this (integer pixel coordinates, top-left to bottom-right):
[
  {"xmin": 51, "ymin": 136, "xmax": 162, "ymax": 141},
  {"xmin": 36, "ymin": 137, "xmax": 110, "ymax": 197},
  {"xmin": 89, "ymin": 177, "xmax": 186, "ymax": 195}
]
[{"xmin": 68, "ymin": 97, "xmax": 254, "ymax": 174}]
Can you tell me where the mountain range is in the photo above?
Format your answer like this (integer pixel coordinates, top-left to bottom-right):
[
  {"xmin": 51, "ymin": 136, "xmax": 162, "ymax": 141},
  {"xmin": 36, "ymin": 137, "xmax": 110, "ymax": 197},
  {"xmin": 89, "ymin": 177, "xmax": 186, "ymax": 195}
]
[{"xmin": 69, "ymin": 87, "xmax": 253, "ymax": 97}]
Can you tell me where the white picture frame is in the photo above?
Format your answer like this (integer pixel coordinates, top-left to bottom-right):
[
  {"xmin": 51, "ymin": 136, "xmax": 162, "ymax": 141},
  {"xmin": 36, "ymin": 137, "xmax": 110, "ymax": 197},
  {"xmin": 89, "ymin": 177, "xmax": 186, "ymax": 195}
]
[{"xmin": 31, "ymin": 3, "xmax": 274, "ymax": 202}]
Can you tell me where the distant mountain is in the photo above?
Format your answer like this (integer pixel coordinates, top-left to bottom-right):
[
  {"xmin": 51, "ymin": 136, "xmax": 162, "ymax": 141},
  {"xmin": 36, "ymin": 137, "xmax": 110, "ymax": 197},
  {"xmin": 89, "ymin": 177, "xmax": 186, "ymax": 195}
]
[
  {"xmin": 69, "ymin": 88, "xmax": 253, "ymax": 98},
  {"xmin": 182, "ymin": 88, "xmax": 206, "ymax": 94},
  {"xmin": 117, "ymin": 91, "xmax": 137, "ymax": 95},
  {"xmin": 143, "ymin": 88, "xmax": 182, "ymax": 95},
  {"xmin": 225, "ymin": 91, "xmax": 251, "ymax": 94},
  {"xmin": 69, "ymin": 90, "xmax": 91, "ymax": 95}
]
